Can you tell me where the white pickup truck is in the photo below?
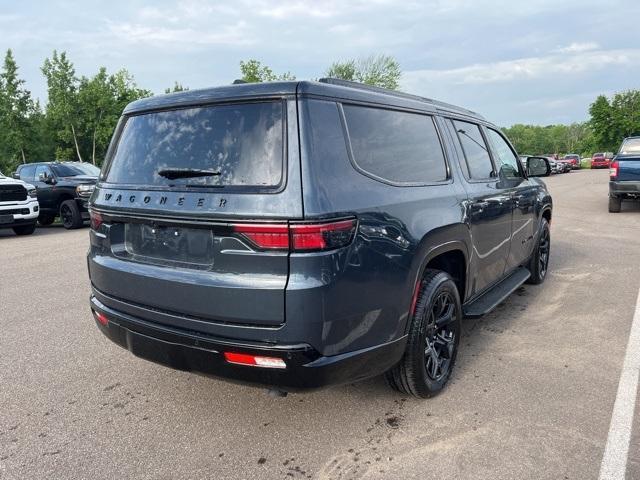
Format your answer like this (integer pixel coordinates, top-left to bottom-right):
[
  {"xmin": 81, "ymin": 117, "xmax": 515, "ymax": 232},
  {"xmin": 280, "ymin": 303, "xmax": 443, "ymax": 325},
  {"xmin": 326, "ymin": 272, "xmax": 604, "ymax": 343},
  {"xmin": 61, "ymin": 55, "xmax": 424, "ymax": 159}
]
[{"xmin": 0, "ymin": 171, "xmax": 39, "ymax": 235}]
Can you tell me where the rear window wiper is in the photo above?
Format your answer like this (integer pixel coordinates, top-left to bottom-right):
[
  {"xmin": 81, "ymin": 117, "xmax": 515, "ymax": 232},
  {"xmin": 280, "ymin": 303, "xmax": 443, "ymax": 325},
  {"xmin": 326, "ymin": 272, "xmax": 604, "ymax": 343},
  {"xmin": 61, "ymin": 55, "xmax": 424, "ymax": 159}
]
[{"xmin": 157, "ymin": 168, "xmax": 221, "ymax": 180}]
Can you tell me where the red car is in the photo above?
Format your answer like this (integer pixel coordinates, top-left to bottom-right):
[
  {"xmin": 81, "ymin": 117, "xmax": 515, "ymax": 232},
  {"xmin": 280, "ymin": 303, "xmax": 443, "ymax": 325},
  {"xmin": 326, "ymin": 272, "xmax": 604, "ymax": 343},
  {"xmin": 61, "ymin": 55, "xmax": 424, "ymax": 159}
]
[
  {"xmin": 562, "ymin": 154, "xmax": 580, "ymax": 169},
  {"xmin": 591, "ymin": 152, "xmax": 613, "ymax": 169}
]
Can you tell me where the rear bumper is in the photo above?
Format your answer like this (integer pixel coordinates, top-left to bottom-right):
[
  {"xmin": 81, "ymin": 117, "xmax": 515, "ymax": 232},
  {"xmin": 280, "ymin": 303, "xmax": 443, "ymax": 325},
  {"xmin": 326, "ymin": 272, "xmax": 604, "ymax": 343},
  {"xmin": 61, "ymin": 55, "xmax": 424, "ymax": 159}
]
[
  {"xmin": 90, "ymin": 295, "xmax": 407, "ymax": 391},
  {"xmin": 610, "ymin": 181, "xmax": 640, "ymax": 197}
]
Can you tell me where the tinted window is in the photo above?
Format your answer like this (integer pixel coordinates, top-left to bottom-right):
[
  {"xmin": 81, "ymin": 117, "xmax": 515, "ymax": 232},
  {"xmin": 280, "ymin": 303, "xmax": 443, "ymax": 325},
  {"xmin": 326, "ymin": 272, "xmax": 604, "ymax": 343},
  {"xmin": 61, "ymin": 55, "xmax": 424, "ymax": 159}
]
[
  {"xmin": 452, "ymin": 120, "xmax": 494, "ymax": 180},
  {"xmin": 342, "ymin": 105, "xmax": 447, "ymax": 184},
  {"xmin": 19, "ymin": 165, "xmax": 36, "ymax": 182},
  {"xmin": 486, "ymin": 129, "xmax": 521, "ymax": 179},
  {"xmin": 106, "ymin": 102, "xmax": 284, "ymax": 188},
  {"xmin": 52, "ymin": 163, "xmax": 100, "ymax": 177}
]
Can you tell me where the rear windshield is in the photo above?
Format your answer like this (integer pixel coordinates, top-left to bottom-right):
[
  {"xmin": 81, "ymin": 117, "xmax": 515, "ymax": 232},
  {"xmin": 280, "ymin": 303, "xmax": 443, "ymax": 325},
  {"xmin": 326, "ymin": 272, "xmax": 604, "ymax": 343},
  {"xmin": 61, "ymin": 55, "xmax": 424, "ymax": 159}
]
[
  {"xmin": 564, "ymin": 155, "xmax": 579, "ymax": 160},
  {"xmin": 620, "ymin": 139, "xmax": 640, "ymax": 155},
  {"xmin": 105, "ymin": 101, "xmax": 284, "ymax": 188}
]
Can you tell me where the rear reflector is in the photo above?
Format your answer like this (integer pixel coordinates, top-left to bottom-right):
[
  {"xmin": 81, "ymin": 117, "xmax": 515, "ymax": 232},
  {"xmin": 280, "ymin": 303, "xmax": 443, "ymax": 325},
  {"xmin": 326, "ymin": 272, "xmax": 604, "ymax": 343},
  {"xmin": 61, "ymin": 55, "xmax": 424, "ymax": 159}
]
[
  {"xmin": 93, "ymin": 311, "xmax": 109, "ymax": 326},
  {"xmin": 233, "ymin": 218, "xmax": 357, "ymax": 252},
  {"xmin": 224, "ymin": 352, "xmax": 287, "ymax": 369}
]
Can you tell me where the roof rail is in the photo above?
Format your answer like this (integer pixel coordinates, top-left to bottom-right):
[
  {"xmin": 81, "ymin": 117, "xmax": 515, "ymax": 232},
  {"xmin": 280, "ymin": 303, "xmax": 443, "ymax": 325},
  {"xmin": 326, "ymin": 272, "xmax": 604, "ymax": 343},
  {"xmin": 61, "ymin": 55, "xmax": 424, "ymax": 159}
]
[{"xmin": 317, "ymin": 77, "xmax": 483, "ymax": 119}]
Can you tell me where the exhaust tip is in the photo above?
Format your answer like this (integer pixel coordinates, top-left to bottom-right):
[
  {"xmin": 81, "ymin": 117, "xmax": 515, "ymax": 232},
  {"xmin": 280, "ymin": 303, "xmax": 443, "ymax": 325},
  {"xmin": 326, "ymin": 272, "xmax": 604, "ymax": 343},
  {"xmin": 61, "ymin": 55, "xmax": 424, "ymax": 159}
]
[{"xmin": 267, "ymin": 388, "xmax": 288, "ymax": 398}]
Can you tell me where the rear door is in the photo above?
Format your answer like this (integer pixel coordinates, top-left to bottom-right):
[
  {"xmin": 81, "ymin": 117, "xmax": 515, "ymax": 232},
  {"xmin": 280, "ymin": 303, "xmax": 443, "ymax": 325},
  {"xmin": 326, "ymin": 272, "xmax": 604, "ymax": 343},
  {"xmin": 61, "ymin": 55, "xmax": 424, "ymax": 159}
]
[
  {"xmin": 446, "ymin": 119, "xmax": 513, "ymax": 297},
  {"xmin": 89, "ymin": 98, "xmax": 302, "ymax": 328}
]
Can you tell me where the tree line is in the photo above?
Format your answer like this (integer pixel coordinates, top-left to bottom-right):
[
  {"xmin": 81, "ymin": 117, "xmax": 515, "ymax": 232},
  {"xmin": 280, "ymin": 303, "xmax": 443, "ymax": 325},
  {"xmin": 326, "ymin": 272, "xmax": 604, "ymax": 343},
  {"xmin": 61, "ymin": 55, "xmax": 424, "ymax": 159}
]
[
  {"xmin": 0, "ymin": 47, "xmax": 637, "ymax": 175},
  {"xmin": 502, "ymin": 90, "xmax": 640, "ymax": 158}
]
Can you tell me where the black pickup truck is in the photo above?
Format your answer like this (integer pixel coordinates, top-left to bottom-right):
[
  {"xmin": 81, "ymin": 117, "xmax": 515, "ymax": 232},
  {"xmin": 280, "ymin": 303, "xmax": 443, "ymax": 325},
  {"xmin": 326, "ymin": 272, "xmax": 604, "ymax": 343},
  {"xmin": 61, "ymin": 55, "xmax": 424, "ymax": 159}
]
[
  {"xmin": 14, "ymin": 161, "xmax": 99, "ymax": 228},
  {"xmin": 609, "ymin": 137, "xmax": 640, "ymax": 213}
]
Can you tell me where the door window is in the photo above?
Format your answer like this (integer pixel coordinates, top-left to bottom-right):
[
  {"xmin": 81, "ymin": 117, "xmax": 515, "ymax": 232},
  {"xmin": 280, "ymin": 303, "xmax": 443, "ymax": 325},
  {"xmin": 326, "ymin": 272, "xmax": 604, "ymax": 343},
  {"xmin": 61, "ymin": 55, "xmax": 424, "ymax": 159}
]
[
  {"xmin": 452, "ymin": 120, "xmax": 494, "ymax": 180},
  {"xmin": 486, "ymin": 129, "xmax": 522, "ymax": 179},
  {"xmin": 35, "ymin": 165, "xmax": 53, "ymax": 181}
]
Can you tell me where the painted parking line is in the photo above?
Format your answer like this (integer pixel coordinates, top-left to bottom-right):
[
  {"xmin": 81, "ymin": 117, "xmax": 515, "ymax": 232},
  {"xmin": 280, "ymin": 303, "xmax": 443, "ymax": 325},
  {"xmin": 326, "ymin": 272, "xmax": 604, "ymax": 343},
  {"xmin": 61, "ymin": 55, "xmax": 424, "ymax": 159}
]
[{"xmin": 599, "ymin": 287, "xmax": 640, "ymax": 480}]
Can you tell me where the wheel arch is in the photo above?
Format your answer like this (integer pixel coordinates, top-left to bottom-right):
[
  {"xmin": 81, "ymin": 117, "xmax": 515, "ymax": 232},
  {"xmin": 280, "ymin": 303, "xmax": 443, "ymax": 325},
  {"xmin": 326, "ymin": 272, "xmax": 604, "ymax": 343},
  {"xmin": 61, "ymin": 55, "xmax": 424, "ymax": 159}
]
[{"xmin": 402, "ymin": 224, "xmax": 471, "ymax": 335}]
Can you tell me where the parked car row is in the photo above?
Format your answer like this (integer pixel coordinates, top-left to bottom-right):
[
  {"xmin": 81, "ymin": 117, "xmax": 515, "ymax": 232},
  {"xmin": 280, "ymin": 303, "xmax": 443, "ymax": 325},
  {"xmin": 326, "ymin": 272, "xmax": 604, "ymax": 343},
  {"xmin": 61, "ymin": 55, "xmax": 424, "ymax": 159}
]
[{"xmin": 0, "ymin": 161, "xmax": 99, "ymax": 236}]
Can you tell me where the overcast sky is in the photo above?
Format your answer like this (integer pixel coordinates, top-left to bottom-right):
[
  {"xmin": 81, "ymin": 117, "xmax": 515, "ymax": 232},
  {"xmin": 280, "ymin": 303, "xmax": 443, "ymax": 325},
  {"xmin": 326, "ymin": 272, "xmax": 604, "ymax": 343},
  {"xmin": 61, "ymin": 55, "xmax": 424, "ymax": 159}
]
[{"xmin": 1, "ymin": 0, "xmax": 638, "ymax": 126}]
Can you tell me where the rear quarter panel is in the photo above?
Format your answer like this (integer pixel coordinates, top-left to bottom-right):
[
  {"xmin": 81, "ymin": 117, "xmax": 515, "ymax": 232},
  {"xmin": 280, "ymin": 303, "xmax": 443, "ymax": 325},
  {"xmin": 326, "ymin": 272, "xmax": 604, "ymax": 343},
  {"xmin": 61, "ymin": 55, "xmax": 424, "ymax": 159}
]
[{"xmin": 293, "ymin": 98, "xmax": 470, "ymax": 355}]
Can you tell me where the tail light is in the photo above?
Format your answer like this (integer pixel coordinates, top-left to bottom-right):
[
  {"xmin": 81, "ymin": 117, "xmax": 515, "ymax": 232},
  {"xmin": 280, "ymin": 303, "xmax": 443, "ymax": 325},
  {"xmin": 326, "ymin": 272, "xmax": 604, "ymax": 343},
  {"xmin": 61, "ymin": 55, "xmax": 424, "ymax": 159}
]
[
  {"xmin": 89, "ymin": 210, "xmax": 103, "ymax": 230},
  {"xmin": 610, "ymin": 161, "xmax": 619, "ymax": 179},
  {"xmin": 233, "ymin": 218, "xmax": 357, "ymax": 252}
]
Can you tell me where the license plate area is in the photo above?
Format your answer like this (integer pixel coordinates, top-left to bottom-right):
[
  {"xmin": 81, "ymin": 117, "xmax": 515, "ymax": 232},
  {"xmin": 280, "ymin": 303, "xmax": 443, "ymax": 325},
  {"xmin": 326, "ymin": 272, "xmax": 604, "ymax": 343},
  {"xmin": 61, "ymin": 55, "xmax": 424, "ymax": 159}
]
[
  {"xmin": 121, "ymin": 223, "xmax": 214, "ymax": 269},
  {"xmin": 0, "ymin": 214, "xmax": 13, "ymax": 224}
]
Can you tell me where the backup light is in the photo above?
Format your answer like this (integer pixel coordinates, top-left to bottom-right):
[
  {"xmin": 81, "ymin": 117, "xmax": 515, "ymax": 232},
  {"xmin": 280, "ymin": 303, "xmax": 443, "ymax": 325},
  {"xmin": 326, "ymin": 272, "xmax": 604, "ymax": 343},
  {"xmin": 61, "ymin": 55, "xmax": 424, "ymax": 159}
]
[{"xmin": 224, "ymin": 352, "xmax": 287, "ymax": 369}]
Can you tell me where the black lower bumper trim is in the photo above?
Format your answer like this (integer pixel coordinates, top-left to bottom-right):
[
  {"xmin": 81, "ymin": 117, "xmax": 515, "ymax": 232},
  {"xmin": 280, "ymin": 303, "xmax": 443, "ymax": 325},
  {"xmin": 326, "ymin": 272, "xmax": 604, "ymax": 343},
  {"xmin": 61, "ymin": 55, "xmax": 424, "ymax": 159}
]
[{"xmin": 90, "ymin": 296, "xmax": 407, "ymax": 391}]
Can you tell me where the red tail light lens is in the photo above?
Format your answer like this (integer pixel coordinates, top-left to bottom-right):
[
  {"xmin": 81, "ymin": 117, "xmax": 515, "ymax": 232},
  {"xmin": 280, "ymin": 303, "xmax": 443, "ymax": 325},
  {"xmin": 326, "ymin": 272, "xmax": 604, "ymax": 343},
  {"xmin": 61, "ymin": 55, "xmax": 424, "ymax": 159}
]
[
  {"xmin": 233, "ymin": 219, "xmax": 357, "ymax": 252},
  {"xmin": 233, "ymin": 223, "xmax": 290, "ymax": 250},
  {"xmin": 610, "ymin": 161, "xmax": 619, "ymax": 179},
  {"xmin": 290, "ymin": 219, "xmax": 357, "ymax": 251},
  {"xmin": 89, "ymin": 210, "xmax": 103, "ymax": 230}
]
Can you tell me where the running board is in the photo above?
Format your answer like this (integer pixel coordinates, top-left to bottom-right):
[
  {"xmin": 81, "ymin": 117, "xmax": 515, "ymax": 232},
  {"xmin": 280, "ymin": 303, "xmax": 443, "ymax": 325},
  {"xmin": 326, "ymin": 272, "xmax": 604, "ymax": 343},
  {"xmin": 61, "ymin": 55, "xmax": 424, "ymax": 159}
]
[{"xmin": 463, "ymin": 267, "xmax": 531, "ymax": 318}]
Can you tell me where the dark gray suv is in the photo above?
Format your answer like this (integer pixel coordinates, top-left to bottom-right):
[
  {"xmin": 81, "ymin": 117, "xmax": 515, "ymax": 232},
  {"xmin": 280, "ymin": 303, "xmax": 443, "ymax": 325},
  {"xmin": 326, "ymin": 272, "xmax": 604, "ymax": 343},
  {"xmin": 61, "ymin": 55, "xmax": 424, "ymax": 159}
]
[{"xmin": 87, "ymin": 79, "xmax": 552, "ymax": 397}]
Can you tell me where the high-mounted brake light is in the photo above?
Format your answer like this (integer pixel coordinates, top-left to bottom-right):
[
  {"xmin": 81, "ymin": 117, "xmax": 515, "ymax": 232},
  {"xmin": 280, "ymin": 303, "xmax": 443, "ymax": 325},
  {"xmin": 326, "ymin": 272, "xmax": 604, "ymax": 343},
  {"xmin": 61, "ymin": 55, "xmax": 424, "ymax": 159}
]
[
  {"xmin": 89, "ymin": 210, "xmax": 103, "ymax": 230},
  {"xmin": 610, "ymin": 161, "xmax": 619, "ymax": 179},
  {"xmin": 233, "ymin": 219, "xmax": 357, "ymax": 252},
  {"xmin": 224, "ymin": 352, "xmax": 286, "ymax": 369}
]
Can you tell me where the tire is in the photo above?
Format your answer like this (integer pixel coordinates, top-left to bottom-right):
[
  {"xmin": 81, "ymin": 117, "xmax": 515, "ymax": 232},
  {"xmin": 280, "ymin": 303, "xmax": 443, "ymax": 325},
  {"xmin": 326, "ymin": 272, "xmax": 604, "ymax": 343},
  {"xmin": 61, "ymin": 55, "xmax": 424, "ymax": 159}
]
[
  {"xmin": 38, "ymin": 213, "xmax": 55, "ymax": 226},
  {"xmin": 12, "ymin": 222, "xmax": 36, "ymax": 236},
  {"xmin": 526, "ymin": 218, "xmax": 550, "ymax": 285},
  {"xmin": 60, "ymin": 200, "xmax": 83, "ymax": 229},
  {"xmin": 608, "ymin": 196, "xmax": 622, "ymax": 213},
  {"xmin": 384, "ymin": 269, "xmax": 462, "ymax": 398}
]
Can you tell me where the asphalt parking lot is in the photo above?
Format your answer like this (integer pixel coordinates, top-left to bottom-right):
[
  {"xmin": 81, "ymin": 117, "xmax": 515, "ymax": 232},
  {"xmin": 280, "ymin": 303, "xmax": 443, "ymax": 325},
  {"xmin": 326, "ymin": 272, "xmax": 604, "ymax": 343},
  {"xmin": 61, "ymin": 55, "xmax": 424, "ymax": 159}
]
[{"xmin": 1, "ymin": 169, "xmax": 639, "ymax": 480}]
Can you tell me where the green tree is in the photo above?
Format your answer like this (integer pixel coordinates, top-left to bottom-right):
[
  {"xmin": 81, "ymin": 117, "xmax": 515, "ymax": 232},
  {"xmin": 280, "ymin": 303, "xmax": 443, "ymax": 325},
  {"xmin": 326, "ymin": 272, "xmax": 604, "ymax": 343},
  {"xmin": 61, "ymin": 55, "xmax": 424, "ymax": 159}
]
[
  {"xmin": 0, "ymin": 49, "xmax": 36, "ymax": 172},
  {"xmin": 41, "ymin": 50, "xmax": 82, "ymax": 161},
  {"xmin": 76, "ymin": 68, "xmax": 152, "ymax": 165},
  {"xmin": 326, "ymin": 54, "xmax": 401, "ymax": 90},
  {"xmin": 164, "ymin": 82, "xmax": 189, "ymax": 93},
  {"xmin": 238, "ymin": 59, "xmax": 295, "ymax": 83}
]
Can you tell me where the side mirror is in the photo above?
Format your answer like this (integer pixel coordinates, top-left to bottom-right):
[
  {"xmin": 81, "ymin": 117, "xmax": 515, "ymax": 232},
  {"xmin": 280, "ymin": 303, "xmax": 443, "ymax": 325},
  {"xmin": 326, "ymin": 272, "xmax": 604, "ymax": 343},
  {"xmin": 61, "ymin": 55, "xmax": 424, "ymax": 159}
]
[
  {"xmin": 39, "ymin": 172, "xmax": 55, "ymax": 184},
  {"xmin": 12, "ymin": 173, "xmax": 20, "ymax": 179},
  {"xmin": 526, "ymin": 157, "xmax": 551, "ymax": 177}
]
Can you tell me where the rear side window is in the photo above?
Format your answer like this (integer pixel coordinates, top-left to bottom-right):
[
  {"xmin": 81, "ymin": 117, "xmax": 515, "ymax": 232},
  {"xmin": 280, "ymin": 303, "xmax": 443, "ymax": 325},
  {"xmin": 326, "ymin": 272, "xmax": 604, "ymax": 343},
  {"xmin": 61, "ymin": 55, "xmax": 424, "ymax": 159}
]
[
  {"xmin": 452, "ymin": 120, "xmax": 494, "ymax": 180},
  {"xmin": 106, "ymin": 101, "xmax": 284, "ymax": 188},
  {"xmin": 342, "ymin": 105, "xmax": 447, "ymax": 184}
]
